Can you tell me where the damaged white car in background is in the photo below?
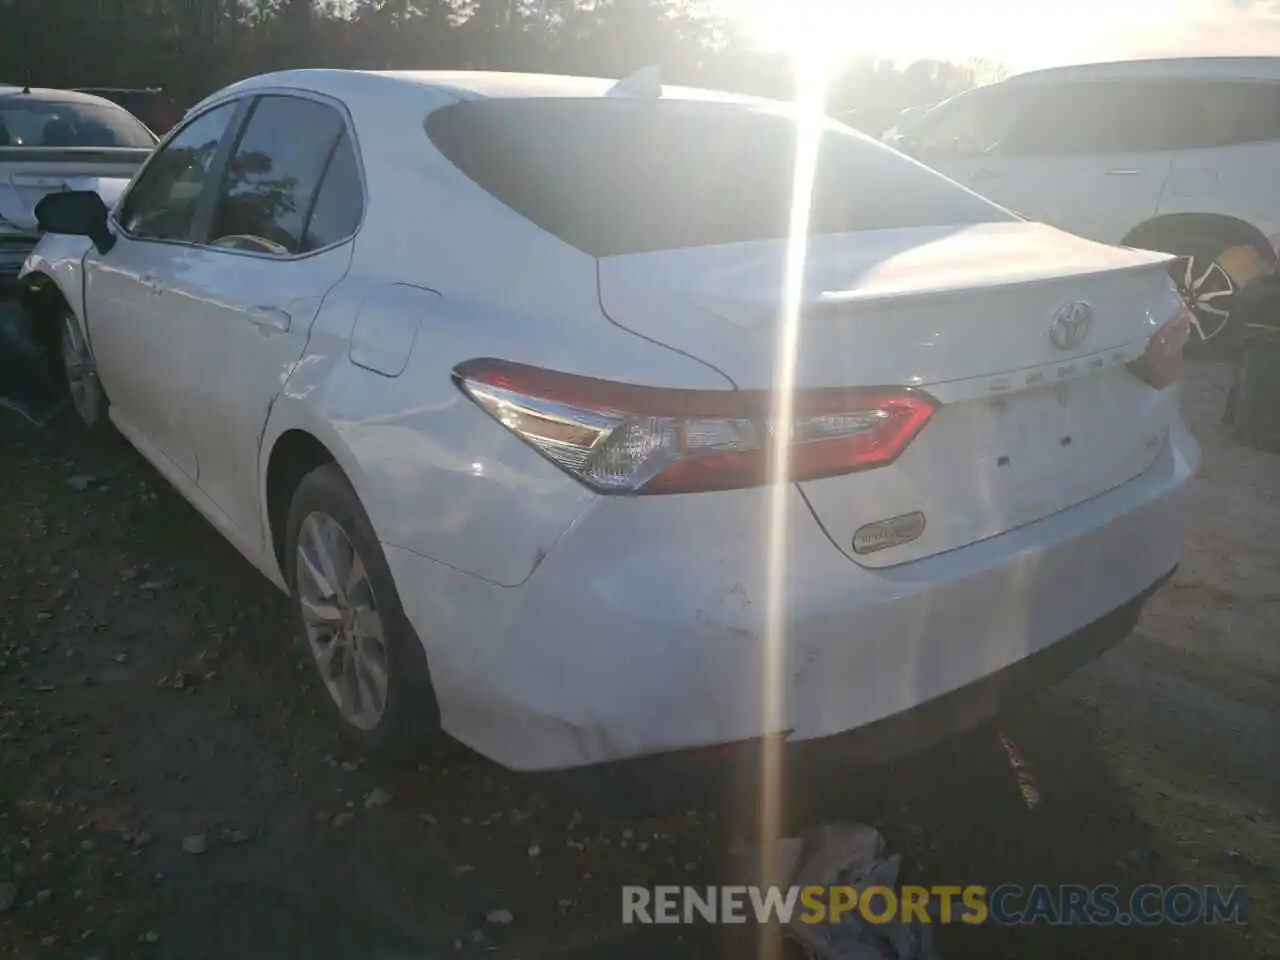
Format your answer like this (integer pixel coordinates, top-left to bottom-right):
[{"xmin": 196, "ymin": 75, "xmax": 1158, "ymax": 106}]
[
  {"xmin": 17, "ymin": 68, "xmax": 1199, "ymax": 802},
  {"xmin": 1, "ymin": 85, "xmax": 153, "ymax": 292}
]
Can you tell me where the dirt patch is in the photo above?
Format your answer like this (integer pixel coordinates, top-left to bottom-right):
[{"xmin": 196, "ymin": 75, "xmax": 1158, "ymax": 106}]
[{"xmin": 1, "ymin": 358, "xmax": 1277, "ymax": 959}]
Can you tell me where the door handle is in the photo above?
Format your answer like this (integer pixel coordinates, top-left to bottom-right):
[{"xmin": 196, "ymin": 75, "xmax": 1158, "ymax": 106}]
[
  {"xmin": 139, "ymin": 274, "xmax": 162, "ymax": 294},
  {"xmin": 248, "ymin": 305, "xmax": 292, "ymax": 332},
  {"xmin": 1106, "ymin": 168, "xmax": 1140, "ymax": 176},
  {"xmin": 971, "ymin": 169, "xmax": 1002, "ymax": 181}
]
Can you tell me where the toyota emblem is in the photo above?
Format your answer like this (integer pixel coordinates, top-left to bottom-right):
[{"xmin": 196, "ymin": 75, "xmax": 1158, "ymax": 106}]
[{"xmin": 1049, "ymin": 301, "xmax": 1093, "ymax": 350}]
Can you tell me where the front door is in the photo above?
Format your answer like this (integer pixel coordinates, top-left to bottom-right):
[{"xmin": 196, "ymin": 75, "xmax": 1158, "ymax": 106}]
[
  {"xmin": 84, "ymin": 99, "xmax": 245, "ymax": 478},
  {"xmin": 907, "ymin": 84, "xmax": 1017, "ymax": 192}
]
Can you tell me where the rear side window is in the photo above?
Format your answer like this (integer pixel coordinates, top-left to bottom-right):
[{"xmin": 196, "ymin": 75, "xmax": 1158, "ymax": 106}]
[
  {"xmin": 425, "ymin": 99, "xmax": 1013, "ymax": 257},
  {"xmin": 302, "ymin": 131, "xmax": 363, "ymax": 251},
  {"xmin": 997, "ymin": 79, "xmax": 1280, "ymax": 156},
  {"xmin": 209, "ymin": 95, "xmax": 347, "ymax": 256},
  {"xmin": 1173, "ymin": 81, "xmax": 1280, "ymax": 149}
]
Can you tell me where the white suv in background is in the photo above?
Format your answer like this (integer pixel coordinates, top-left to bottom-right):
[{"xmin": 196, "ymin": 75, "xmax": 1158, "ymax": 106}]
[{"xmin": 895, "ymin": 57, "xmax": 1280, "ymax": 357}]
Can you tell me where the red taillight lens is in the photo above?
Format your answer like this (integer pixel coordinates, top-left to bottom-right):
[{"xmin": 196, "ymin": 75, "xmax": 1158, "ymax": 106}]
[
  {"xmin": 1127, "ymin": 307, "xmax": 1193, "ymax": 390},
  {"xmin": 453, "ymin": 359, "xmax": 938, "ymax": 495}
]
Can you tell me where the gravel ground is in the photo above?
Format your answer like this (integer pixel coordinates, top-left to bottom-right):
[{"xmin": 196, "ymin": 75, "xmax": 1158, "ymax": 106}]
[{"xmin": 1, "ymin": 336, "xmax": 1277, "ymax": 959}]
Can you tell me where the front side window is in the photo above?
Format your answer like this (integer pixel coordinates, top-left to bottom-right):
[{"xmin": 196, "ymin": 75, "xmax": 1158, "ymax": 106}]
[
  {"xmin": 208, "ymin": 95, "xmax": 347, "ymax": 256},
  {"xmin": 909, "ymin": 87, "xmax": 1019, "ymax": 158},
  {"xmin": 0, "ymin": 97, "xmax": 157, "ymax": 149},
  {"xmin": 119, "ymin": 101, "xmax": 239, "ymax": 242}
]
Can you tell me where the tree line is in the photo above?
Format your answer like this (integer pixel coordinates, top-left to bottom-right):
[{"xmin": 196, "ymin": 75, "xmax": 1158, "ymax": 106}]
[{"xmin": 0, "ymin": 0, "xmax": 1003, "ymax": 134}]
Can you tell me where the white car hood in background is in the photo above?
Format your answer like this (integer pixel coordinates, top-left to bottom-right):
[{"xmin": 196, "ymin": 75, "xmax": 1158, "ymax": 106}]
[
  {"xmin": 0, "ymin": 176, "xmax": 132, "ymax": 232},
  {"xmin": 67, "ymin": 176, "xmax": 131, "ymax": 211}
]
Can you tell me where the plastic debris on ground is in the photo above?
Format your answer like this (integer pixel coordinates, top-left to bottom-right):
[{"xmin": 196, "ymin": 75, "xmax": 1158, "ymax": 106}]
[
  {"xmin": 997, "ymin": 731, "xmax": 1042, "ymax": 810},
  {"xmin": 781, "ymin": 822, "xmax": 943, "ymax": 960}
]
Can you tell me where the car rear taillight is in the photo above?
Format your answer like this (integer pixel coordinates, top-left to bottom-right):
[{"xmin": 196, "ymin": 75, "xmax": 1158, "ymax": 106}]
[
  {"xmin": 1128, "ymin": 307, "xmax": 1193, "ymax": 390},
  {"xmin": 453, "ymin": 359, "xmax": 938, "ymax": 495}
]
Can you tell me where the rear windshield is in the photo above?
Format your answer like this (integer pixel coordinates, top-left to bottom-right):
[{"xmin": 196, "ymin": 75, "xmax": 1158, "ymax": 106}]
[
  {"xmin": 0, "ymin": 98, "xmax": 157, "ymax": 149},
  {"xmin": 425, "ymin": 98, "xmax": 1013, "ymax": 257}
]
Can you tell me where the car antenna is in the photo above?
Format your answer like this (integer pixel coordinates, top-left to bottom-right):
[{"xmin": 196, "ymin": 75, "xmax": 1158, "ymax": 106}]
[{"xmin": 606, "ymin": 65, "xmax": 661, "ymax": 99}]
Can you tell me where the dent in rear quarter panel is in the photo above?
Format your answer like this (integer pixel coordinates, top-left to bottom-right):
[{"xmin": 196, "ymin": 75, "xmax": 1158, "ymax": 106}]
[
  {"xmin": 268, "ymin": 271, "xmax": 746, "ymax": 588},
  {"xmin": 263, "ymin": 275, "xmax": 598, "ymax": 589},
  {"xmin": 328, "ymin": 284, "xmax": 747, "ymax": 589}
]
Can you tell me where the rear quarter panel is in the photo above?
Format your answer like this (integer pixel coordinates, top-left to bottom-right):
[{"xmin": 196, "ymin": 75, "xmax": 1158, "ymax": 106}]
[{"xmin": 264, "ymin": 266, "xmax": 737, "ymax": 589}]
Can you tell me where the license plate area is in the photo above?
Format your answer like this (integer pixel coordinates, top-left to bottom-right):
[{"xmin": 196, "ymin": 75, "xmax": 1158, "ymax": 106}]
[
  {"xmin": 982, "ymin": 375, "xmax": 1165, "ymax": 523},
  {"xmin": 991, "ymin": 382, "xmax": 1086, "ymax": 469}
]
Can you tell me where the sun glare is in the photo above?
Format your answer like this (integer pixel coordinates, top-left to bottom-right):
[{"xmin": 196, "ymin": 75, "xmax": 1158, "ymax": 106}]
[{"xmin": 723, "ymin": 0, "xmax": 1211, "ymax": 72}]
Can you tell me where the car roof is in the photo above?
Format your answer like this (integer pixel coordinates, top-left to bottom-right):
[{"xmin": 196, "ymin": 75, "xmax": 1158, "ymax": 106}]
[
  {"xmin": 74, "ymin": 87, "xmax": 164, "ymax": 94},
  {"xmin": 0, "ymin": 85, "xmax": 125, "ymax": 107},
  {"xmin": 1005, "ymin": 56, "xmax": 1280, "ymax": 86},
  {"xmin": 210, "ymin": 68, "xmax": 783, "ymax": 110}
]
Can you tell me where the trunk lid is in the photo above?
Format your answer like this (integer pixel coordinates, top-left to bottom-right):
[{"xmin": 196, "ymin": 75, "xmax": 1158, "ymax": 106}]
[
  {"xmin": 597, "ymin": 220, "xmax": 1185, "ymax": 566},
  {"xmin": 0, "ymin": 147, "xmax": 148, "ymax": 230}
]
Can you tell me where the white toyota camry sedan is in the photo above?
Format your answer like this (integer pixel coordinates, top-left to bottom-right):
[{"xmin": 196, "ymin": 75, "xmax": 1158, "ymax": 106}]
[{"xmin": 19, "ymin": 69, "xmax": 1199, "ymax": 793}]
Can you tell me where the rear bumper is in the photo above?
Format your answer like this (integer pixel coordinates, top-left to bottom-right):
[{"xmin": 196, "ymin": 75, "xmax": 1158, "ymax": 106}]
[
  {"xmin": 386, "ymin": 412, "xmax": 1199, "ymax": 774},
  {"xmin": 536, "ymin": 564, "xmax": 1173, "ymax": 814}
]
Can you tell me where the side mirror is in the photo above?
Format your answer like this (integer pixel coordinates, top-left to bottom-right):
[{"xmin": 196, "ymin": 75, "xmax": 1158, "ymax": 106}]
[{"xmin": 34, "ymin": 190, "xmax": 116, "ymax": 255}]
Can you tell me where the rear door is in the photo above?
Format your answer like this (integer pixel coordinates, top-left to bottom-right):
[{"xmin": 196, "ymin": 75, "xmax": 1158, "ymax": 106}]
[
  {"xmin": 1156, "ymin": 79, "xmax": 1280, "ymax": 274},
  {"xmin": 161, "ymin": 93, "xmax": 361, "ymax": 546}
]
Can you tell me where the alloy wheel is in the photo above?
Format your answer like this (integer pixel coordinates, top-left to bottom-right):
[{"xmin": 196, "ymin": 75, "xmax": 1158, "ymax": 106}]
[
  {"xmin": 1173, "ymin": 254, "xmax": 1235, "ymax": 345},
  {"xmin": 295, "ymin": 510, "xmax": 391, "ymax": 732}
]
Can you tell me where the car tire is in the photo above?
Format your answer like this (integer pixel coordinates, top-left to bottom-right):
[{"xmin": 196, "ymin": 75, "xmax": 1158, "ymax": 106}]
[
  {"xmin": 1149, "ymin": 235, "xmax": 1273, "ymax": 361},
  {"xmin": 55, "ymin": 307, "xmax": 110, "ymax": 432},
  {"xmin": 283, "ymin": 462, "xmax": 440, "ymax": 756}
]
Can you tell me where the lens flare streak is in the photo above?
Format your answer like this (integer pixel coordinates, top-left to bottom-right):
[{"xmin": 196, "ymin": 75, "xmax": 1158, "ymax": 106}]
[{"xmin": 758, "ymin": 56, "xmax": 832, "ymax": 960}]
